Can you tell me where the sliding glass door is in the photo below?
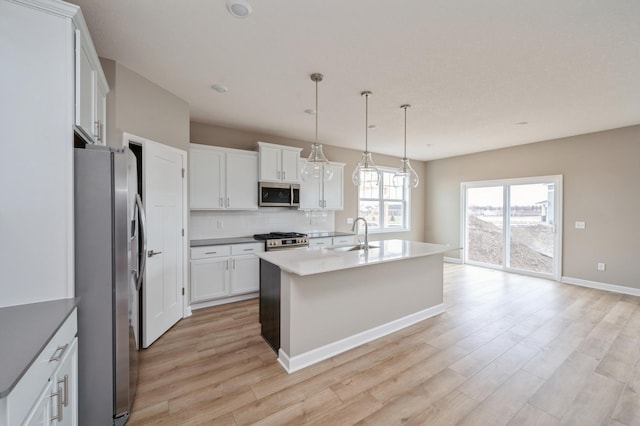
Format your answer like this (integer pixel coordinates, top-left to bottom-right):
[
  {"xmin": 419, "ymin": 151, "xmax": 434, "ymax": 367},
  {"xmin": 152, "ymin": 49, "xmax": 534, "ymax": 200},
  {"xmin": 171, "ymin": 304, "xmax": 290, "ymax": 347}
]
[{"xmin": 462, "ymin": 176, "xmax": 562, "ymax": 279}]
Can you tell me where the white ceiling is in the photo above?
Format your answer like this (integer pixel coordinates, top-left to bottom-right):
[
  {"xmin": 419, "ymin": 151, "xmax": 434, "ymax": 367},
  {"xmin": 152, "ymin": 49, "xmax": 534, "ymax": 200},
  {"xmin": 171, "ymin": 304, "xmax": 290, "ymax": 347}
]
[{"xmin": 70, "ymin": 0, "xmax": 640, "ymax": 161}]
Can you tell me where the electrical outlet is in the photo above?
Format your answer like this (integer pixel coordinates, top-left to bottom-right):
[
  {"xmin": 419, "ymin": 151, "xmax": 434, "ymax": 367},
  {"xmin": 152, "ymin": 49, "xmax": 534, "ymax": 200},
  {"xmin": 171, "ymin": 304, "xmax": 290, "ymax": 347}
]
[
  {"xmin": 347, "ymin": 217, "xmax": 354, "ymax": 224},
  {"xmin": 575, "ymin": 221, "xmax": 586, "ymax": 229},
  {"xmin": 217, "ymin": 220, "xmax": 223, "ymax": 229},
  {"xmin": 597, "ymin": 262, "xmax": 606, "ymax": 271}
]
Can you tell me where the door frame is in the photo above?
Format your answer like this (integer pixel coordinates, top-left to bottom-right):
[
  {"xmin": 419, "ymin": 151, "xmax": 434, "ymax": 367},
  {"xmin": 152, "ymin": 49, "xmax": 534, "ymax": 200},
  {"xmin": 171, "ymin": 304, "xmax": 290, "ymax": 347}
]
[
  {"xmin": 460, "ymin": 175, "xmax": 563, "ymax": 281},
  {"xmin": 122, "ymin": 132, "xmax": 189, "ymax": 320}
]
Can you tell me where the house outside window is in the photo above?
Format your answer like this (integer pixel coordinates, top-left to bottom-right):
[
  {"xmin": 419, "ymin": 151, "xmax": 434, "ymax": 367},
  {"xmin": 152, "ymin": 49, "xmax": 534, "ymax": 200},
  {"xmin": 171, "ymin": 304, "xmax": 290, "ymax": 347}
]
[{"xmin": 357, "ymin": 167, "xmax": 410, "ymax": 233}]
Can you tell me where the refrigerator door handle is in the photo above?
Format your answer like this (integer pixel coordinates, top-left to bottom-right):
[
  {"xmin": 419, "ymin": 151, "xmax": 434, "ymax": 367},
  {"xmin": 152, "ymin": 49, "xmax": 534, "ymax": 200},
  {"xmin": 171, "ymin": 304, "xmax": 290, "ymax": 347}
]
[{"xmin": 135, "ymin": 194, "xmax": 147, "ymax": 291}]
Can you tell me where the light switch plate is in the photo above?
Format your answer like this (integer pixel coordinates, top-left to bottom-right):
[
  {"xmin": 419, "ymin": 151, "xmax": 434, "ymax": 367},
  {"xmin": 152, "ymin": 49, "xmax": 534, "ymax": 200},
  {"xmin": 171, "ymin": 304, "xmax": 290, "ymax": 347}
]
[
  {"xmin": 597, "ymin": 262, "xmax": 606, "ymax": 271},
  {"xmin": 575, "ymin": 221, "xmax": 586, "ymax": 229}
]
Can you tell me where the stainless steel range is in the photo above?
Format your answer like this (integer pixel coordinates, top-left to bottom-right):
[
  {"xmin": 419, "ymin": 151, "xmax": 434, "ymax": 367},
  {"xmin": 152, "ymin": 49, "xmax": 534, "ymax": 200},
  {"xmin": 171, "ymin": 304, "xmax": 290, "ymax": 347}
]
[{"xmin": 253, "ymin": 232, "xmax": 309, "ymax": 251}]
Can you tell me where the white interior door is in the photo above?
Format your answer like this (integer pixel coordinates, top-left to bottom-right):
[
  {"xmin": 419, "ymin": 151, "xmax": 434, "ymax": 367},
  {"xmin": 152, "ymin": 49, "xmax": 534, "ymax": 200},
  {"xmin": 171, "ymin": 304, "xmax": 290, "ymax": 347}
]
[{"xmin": 143, "ymin": 140, "xmax": 185, "ymax": 348}]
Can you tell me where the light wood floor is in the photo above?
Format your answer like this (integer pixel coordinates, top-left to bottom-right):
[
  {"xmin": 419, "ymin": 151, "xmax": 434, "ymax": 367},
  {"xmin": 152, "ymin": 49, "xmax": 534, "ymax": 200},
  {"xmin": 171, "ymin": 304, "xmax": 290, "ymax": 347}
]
[{"xmin": 128, "ymin": 264, "xmax": 640, "ymax": 425}]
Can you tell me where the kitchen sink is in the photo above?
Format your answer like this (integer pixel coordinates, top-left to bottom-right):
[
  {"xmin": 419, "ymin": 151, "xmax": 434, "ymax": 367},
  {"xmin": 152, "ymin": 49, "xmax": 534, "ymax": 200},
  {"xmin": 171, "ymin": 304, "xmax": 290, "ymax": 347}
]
[{"xmin": 329, "ymin": 244, "xmax": 379, "ymax": 252}]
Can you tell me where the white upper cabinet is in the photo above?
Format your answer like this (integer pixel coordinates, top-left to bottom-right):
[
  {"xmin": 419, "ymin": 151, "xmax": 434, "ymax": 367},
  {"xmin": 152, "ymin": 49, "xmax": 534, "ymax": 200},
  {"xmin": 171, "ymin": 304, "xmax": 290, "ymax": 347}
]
[
  {"xmin": 1, "ymin": 0, "xmax": 106, "ymax": 306},
  {"xmin": 258, "ymin": 142, "xmax": 302, "ymax": 183},
  {"xmin": 74, "ymin": 26, "xmax": 108, "ymax": 145},
  {"xmin": 189, "ymin": 144, "xmax": 258, "ymax": 210},
  {"xmin": 299, "ymin": 161, "xmax": 344, "ymax": 210}
]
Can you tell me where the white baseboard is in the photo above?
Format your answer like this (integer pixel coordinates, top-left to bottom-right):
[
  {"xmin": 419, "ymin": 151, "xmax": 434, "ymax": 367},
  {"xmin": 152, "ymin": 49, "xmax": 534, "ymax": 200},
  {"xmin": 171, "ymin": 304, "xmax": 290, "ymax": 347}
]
[
  {"xmin": 278, "ymin": 303, "xmax": 446, "ymax": 374},
  {"xmin": 444, "ymin": 256, "xmax": 462, "ymax": 264},
  {"xmin": 561, "ymin": 276, "xmax": 640, "ymax": 297},
  {"xmin": 190, "ymin": 292, "xmax": 258, "ymax": 311}
]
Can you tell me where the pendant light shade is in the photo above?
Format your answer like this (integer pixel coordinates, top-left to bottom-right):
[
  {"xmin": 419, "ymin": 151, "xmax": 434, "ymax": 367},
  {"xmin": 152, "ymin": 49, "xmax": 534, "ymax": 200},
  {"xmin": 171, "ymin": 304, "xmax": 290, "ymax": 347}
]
[
  {"xmin": 301, "ymin": 73, "xmax": 333, "ymax": 182},
  {"xmin": 393, "ymin": 104, "xmax": 419, "ymax": 188},
  {"xmin": 352, "ymin": 91, "xmax": 380, "ymax": 186}
]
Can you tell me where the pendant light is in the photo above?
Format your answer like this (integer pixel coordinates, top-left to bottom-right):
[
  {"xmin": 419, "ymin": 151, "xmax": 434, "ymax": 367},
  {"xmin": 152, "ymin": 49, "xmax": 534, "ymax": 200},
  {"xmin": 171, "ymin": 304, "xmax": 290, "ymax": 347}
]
[
  {"xmin": 352, "ymin": 91, "xmax": 380, "ymax": 186},
  {"xmin": 393, "ymin": 104, "xmax": 419, "ymax": 188},
  {"xmin": 301, "ymin": 73, "xmax": 333, "ymax": 182}
]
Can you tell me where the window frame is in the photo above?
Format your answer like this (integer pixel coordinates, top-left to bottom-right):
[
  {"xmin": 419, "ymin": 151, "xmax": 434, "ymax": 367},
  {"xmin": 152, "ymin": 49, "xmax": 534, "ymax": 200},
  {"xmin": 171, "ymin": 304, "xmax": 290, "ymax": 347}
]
[{"xmin": 357, "ymin": 167, "xmax": 411, "ymax": 233}]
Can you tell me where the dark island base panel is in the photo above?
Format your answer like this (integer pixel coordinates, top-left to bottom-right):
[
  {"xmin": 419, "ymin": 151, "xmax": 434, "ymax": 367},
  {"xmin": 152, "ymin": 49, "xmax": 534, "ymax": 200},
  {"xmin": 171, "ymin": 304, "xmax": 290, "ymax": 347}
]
[{"xmin": 259, "ymin": 259, "xmax": 280, "ymax": 353}]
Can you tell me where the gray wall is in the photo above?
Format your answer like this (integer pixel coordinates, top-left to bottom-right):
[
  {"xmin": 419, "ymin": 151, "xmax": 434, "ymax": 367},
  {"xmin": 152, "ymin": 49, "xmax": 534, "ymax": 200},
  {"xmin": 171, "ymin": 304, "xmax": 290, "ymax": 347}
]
[
  {"xmin": 101, "ymin": 58, "xmax": 189, "ymax": 151},
  {"xmin": 190, "ymin": 122, "xmax": 426, "ymax": 242},
  {"xmin": 424, "ymin": 124, "xmax": 640, "ymax": 290}
]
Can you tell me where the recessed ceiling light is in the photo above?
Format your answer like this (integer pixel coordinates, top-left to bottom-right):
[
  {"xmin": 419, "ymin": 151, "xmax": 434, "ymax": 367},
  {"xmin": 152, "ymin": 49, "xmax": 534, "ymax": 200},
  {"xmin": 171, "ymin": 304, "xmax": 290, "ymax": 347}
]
[
  {"xmin": 516, "ymin": 121, "xmax": 528, "ymax": 126},
  {"xmin": 211, "ymin": 84, "xmax": 228, "ymax": 93},
  {"xmin": 304, "ymin": 109, "xmax": 316, "ymax": 115},
  {"xmin": 226, "ymin": 0, "xmax": 252, "ymax": 18}
]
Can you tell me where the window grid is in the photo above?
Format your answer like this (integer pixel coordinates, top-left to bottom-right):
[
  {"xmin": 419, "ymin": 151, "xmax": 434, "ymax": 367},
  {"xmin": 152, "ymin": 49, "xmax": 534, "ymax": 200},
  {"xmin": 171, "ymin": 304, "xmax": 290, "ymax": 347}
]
[{"xmin": 357, "ymin": 168, "xmax": 410, "ymax": 232}]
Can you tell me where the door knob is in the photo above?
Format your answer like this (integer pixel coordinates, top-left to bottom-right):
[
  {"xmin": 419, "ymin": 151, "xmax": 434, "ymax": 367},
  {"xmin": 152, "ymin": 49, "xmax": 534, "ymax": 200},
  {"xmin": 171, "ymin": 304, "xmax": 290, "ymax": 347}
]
[{"xmin": 148, "ymin": 250, "xmax": 163, "ymax": 257}]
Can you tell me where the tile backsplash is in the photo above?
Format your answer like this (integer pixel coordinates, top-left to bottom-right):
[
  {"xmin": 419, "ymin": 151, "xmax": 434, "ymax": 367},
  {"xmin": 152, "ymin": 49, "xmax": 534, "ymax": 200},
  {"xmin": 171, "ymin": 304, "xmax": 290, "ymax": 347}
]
[{"xmin": 190, "ymin": 209, "xmax": 335, "ymax": 240}]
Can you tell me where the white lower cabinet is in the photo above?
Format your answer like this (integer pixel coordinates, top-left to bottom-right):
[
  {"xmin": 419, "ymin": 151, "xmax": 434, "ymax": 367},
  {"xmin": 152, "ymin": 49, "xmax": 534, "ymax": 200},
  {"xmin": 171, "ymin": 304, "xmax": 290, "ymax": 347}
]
[
  {"xmin": 2, "ymin": 308, "xmax": 77, "ymax": 426},
  {"xmin": 24, "ymin": 338, "xmax": 78, "ymax": 426},
  {"xmin": 190, "ymin": 243, "xmax": 264, "ymax": 303}
]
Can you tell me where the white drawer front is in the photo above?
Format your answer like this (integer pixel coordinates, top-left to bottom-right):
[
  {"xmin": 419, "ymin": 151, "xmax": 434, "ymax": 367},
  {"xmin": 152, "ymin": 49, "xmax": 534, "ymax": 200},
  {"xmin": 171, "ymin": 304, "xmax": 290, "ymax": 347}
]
[
  {"xmin": 6, "ymin": 309, "xmax": 77, "ymax": 426},
  {"xmin": 333, "ymin": 236, "xmax": 356, "ymax": 245},
  {"xmin": 309, "ymin": 237, "xmax": 333, "ymax": 247},
  {"xmin": 191, "ymin": 245, "xmax": 231, "ymax": 260},
  {"xmin": 231, "ymin": 243, "xmax": 264, "ymax": 255}
]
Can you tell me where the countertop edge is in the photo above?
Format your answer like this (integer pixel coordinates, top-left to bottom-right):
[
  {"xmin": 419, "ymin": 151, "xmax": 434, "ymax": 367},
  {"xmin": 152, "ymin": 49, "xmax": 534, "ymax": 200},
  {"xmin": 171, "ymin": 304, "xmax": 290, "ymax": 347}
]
[
  {"xmin": 255, "ymin": 240, "xmax": 452, "ymax": 276},
  {"xmin": 0, "ymin": 297, "xmax": 80, "ymax": 398}
]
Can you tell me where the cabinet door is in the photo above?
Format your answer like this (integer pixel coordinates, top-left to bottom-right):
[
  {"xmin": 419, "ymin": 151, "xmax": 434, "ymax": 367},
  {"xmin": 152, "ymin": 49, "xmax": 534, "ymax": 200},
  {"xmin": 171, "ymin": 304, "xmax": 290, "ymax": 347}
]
[
  {"xmin": 95, "ymin": 82, "xmax": 107, "ymax": 146},
  {"xmin": 281, "ymin": 148, "xmax": 300, "ymax": 183},
  {"xmin": 190, "ymin": 148, "xmax": 225, "ymax": 209},
  {"xmin": 226, "ymin": 152, "xmax": 258, "ymax": 209},
  {"xmin": 22, "ymin": 381, "xmax": 52, "ymax": 426},
  {"xmin": 190, "ymin": 258, "xmax": 229, "ymax": 302},
  {"xmin": 323, "ymin": 163, "xmax": 344, "ymax": 210},
  {"xmin": 53, "ymin": 338, "xmax": 78, "ymax": 426},
  {"xmin": 259, "ymin": 145, "xmax": 281, "ymax": 181},
  {"xmin": 298, "ymin": 159, "xmax": 322, "ymax": 210},
  {"xmin": 74, "ymin": 30, "xmax": 96, "ymax": 143},
  {"xmin": 230, "ymin": 254, "xmax": 260, "ymax": 295}
]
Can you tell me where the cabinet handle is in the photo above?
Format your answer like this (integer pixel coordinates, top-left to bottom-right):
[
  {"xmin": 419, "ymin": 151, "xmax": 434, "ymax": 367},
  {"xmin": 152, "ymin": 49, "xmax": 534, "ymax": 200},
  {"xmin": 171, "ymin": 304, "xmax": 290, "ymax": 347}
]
[
  {"xmin": 226, "ymin": 260, "xmax": 229, "ymax": 270},
  {"xmin": 242, "ymin": 248, "xmax": 253, "ymax": 251},
  {"xmin": 49, "ymin": 344, "xmax": 68, "ymax": 363},
  {"xmin": 233, "ymin": 259, "xmax": 236, "ymax": 269},
  {"xmin": 50, "ymin": 386, "xmax": 63, "ymax": 422},
  {"xmin": 94, "ymin": 120, "xmax": 100, "ymax": 140},
  {"xmin": 283, "ymin": 171, "xmax": 285, "ymax": 180},
  {"xmin": 205, "ymin": 251, "xmax": 217, "ymax": 255},
  {"xmin": 219, "ymin": 198, "xmax": 223, "ymax": 207},
  {"xmin": 226, "ymin": 197, "xmax": 230, "ymax": 207},
  {"xmin": 148, "ymin": 250, "xmax": 162, "ymax": 257},
  {"xmin": 58, "ymin": 374, "xmax": 69, "ymax": 407},
  {"xmin": 316, "ymin": 242, "xmax": 325, "ymax": 245}
]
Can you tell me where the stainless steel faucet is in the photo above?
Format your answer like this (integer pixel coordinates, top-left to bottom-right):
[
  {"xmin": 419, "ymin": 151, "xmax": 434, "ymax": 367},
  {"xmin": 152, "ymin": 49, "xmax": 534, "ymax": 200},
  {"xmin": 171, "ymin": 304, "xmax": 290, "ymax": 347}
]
[{"xmin": 352, "ymin": 217, "xmax": 369, "ymax": 253}]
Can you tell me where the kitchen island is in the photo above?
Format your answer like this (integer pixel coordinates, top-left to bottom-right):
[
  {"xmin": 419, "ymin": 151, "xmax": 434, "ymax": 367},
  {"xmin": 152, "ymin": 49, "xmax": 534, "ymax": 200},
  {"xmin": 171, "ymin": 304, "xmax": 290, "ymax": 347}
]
[{"xmin": 256, "ymin": 239, "xmax": 450, "ymax": 373}]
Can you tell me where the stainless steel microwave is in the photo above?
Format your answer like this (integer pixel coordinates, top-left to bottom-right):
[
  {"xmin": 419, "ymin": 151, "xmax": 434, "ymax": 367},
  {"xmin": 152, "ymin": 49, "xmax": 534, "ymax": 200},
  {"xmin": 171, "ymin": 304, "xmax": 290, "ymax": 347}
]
[{"xmin": 259, "ymin": 182, "xmax": 300, "ymax": 207}]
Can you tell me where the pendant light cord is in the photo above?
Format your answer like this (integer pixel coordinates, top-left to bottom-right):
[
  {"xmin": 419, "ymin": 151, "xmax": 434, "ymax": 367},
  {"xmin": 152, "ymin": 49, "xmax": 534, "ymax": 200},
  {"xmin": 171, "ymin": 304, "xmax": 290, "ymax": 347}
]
[
  {"xmin": 315, "ymin": 78, "xmax": 318, "ymax": 144},
  {"xmin": 403, "ymin": 106, "xmax": 407, "ymax": 159},
  {"xmin": 365, "ymin": 93, "xmax": 369, "ymax": 152}
]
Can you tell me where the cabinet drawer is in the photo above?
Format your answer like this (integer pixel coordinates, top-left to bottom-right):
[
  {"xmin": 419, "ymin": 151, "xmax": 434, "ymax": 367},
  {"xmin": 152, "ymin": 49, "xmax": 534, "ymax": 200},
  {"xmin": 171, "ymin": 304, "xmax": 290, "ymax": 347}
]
[
  {"xmin": 333, "ymin": 236, "xmax": 356, "ymax": 246},
  {"xmin": 231, "ymin": 243, "xmax": 264, "ymax": 255},
  {"xmin": 6, "ymin": 309, "xmax": 77, "ymax": 426},
  {"xmin": 309, "ymin": 237, "xmax": 333, "ymax": 247},
  {"xmin": 191, "ymin": 245, "xmax": 231, "ymax": 260}
]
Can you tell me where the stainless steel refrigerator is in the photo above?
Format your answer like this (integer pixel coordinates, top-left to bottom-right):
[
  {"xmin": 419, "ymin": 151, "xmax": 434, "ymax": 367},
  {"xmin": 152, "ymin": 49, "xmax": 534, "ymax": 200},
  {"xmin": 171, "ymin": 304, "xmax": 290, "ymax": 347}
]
[{"xmin": 74, "ymin": 145, "xmax": 147, "ymax": 425}]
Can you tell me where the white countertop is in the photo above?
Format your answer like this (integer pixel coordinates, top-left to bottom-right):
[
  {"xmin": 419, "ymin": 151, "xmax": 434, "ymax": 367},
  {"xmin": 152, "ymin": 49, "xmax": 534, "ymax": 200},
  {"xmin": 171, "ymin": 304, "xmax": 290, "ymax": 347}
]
[{"xmin": 255, "ymin": 239, "xmax": 451, "ymax": 276}]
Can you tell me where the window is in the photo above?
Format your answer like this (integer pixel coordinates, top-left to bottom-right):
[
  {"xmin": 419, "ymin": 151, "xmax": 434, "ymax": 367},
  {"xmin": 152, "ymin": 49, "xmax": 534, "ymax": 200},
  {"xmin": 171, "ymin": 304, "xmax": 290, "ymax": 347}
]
[{"xmin": 357, "ymin": 167, "xmax": 410, "ymax": 232}]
